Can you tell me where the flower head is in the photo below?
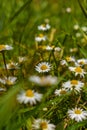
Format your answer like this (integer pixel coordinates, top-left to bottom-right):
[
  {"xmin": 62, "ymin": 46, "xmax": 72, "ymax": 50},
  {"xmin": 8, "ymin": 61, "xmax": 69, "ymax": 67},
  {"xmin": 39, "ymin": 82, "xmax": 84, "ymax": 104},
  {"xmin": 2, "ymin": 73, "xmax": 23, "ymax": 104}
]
[
  {"xmin": 69, "ymin": 66, "xmax": 86, "ymax": 77},
  {"xmin": 75, "ymin": 58, "xmax": 87, "ymax": 66},
  {"xmin": 66, "ymin": 7, "xmax": 72, "ymax": 13},
  {"xmin": 35, "ymin": 62, "xmax": 51, "ymax": 73},
  {"xmin": 0, "ymin": 76, "xmax": 17, "ymax": 86},
  {"xmin": 35, "ymin": 34, "xmax": 47, "ymax": 42},
  {"xmin": 29, "ymin": 75, "xmax": 58, "ymax": 86},
  {"xmin": 38, "ymin": 23, "xmax": 51, "ymax": 31},
  {"xmin": 73, "ymin": 24, "xmax": 79, "ymax": 30},
  {"xmin": 62, "ymin": 80, "xmax": 84, "ymax": 93},
  {"xmin": 65, "ymin": 56, "xmax": 75, "ymax": 62},
  {"xmin": 6, "ymin": 62, "xmax": 19, "ymax": 69},
  {"xmin": 0, "ymin": 45, "xmax": 13, "ymax": 52},
  {"xmin": 54, "ymin": 88, "xmax": 68, "ymax": 96},
  {"xmin": 32, "ymin": 118, "xmax": 55, "ymax": 130},
  {"xmin": 68, "ymin": 107, "xmax": 87, "ymax": 122},
  {"xmin": 17, "ymin": 89, "xmax": 43, "ymax": 105},
  {"xmin": 18, "ymin": 56, "xmax": 27, "ymax": 64}
]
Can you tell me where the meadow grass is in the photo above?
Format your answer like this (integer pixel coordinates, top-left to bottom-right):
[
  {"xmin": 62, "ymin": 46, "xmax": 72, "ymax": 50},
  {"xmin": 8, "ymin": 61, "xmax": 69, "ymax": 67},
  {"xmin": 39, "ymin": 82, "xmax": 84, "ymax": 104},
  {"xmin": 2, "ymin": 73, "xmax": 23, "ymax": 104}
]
[{"xmin": 0, "ymin": 0, "xmax": 87, "ymax": 130}]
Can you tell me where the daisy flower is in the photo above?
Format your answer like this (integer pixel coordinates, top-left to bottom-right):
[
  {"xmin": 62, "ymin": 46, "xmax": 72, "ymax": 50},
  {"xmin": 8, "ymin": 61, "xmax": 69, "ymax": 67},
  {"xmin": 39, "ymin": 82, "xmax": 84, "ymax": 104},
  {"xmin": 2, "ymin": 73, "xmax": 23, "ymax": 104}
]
[
  {"xmin": 75, "ymin": 58, "xmax": 87, "ymax": 66},
  {"xmin": 73, "ymin": 24, "xmax": 79, "ymax": 30},
  {"xmin": 6, "ymin": 62, "xmax": 19, "ymax": 69},
  {"xmin": 65, "ymin": 56, "xmax": 75, "ymax": 62},
  {"xmin": 75, "ymin": 32, "xmax": 81, "ymax": 38},
  {"xmin": 29, "ymin": 75, "xmax": 58, "ymax": 86},
  {"xmin": 54, "ymin": 88, "xmax": 68, "ymax": 96},
  {"xmin": 81, "ymin": 26, "xmax": 87, "ymax": 32},
  {"xmin": 0, "ymin": 76, "xmax": 17, "ymax": 86},
  {"xmin": 38, "ymin": 45, "xmax": 54, "ymax": 51},
  {"xmin": 69, "ymin": 66, "xmax": 86, "ymax": 77},
  {"xmin": 37, "ymin": 23, "xmax": 51, "ymax": 31},
  {"xmin": 66, "ymin": 7, "xmax": 72, "ymax": 13},
  {"xmin": 35, "ymin": 62, "xmax": 51, "ymax": 73},
  {"xmin": 62, "ymin": 80, "xmax": 84, "ymax": 92},
  {"xmin": 32, "ymin": 118, "xmax": 55, "ymax": 130},
  {"xmin": 54, "ymin": 47, "xmax": 61, "ymax": 52},
  {"xmin": 0, "ymin": 44, "xmax": 13, "ymax": 52},
  {"xmin": 18, "ymin": 56, "xmax": 27, "ymax": 64},
  {"xmin": 17, "ymin": 89, "xmax": 43, "ymax": 105},
  {"xmin": 68, "ymin": 107, "xmax": 87, "ymax": 122},
  {"xmin": 43, "ymin": 45, "xmax": 54, "ymax": 51},
  {"xmin": 35, "ymin": 34, "xmax": 47, "ymax": 42}
]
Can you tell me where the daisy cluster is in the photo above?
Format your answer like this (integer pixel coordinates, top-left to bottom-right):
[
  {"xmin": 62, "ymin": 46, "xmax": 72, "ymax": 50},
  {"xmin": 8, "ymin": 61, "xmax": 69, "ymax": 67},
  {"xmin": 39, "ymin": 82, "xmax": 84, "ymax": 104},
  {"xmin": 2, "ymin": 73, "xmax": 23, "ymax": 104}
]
[
  {"xmin": 18, "ymin": 21, "xmax": 87, "ymax": 129},
  {"xmin": 54, "ymin": 55, "xmax": 87, "ymax": 123},
  {"xmin": 0, "ymin": 21, "xmax": 87, "ymax": 130},
  {"xmin": 0, "ymin": 44, "xmax": 18, "ymax": 89}
]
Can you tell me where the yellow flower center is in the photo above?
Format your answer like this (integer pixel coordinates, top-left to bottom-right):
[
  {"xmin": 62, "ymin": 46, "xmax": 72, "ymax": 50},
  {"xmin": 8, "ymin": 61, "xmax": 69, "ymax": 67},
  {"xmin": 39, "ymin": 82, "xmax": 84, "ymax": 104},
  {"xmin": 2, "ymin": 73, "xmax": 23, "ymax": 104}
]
[
  {"xmin": 66, "ymin": 56, "xmax": 71, "ymax": 61},
  {"xmin": 74, "ymin": 109, "xmax": 82, "ymax": 114},
  {"xmin": 79, "ymin": 61, "xmax": 84, "ymax": 65},
  {"xmin": 0, "ymin": 45, "xmax": 6, "ymax": 51},
  {"xmin": 71, "ymin": 80, "xmax": 78, "ymax": 85},
  {"xmin": 42, "ymin": 24, "xmax": 46, "ymax": 27},
  {"xmin": 6, "ymin": 80, "xmax": 13, "ymax": 85},
  {"xmin": 26, "ymin": 89, "xmax": 34, "ymax": 97},
  {"xmin": 75, "ymin": 67, "xmax": 82, "ymax": 73},
  {"xmin": 40, "ymin": 64, "xmax": 48, "ymax": 70},
  {"xmin": 39, "ymin": 34, "xmax": 44, "ymax": 38},
  {"xmin": 9, "ymin": 64, "xmax": 15, "ymax": 68},
  {"xmin": 60, "ymin": 90, "xmax": 66, "ymax": 94},
  {"xmin": 40, "ymin": 122, "xmax": 48, "ymax": 129}
]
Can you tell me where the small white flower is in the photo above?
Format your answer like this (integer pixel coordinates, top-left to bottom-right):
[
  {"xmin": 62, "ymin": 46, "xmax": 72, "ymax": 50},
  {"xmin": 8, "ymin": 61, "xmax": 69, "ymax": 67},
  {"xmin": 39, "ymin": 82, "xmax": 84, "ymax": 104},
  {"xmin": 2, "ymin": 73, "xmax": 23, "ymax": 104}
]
[
  {"xmin": 76, "ymin": 32, "xmax": 81, "ymax": 38},
  {"xmin": 17, "ymin": 89, "xmax": 43, "ymax": 105},
  {"xmin": 29, "ymin": 75, "xmax": 58, "ymax": 86},
  {"xmin": 0, "ymin": 45, "xmax": 13, "ymax": 52},
  {"xmin": 66, "ymin": 7, "xmax": 72, "ymax": 13},
  {"xmin": 54, "ymin": 88, "xmax": 68, "ymax": 96},
  {"xmin": 54, "ymin": 47, "xmax": 61, "ymax": 52},
  {"xmin": 68, "ymin": 107, "xmax": 87, "ymax": 122},
  {"xmin": 38, "ymin": 23, "xmax": 51, "ymax": 31},
  {"xmin": 38, "ymin": 45, "xmax": 54, "ymax": 51},
  {"xmin": 44, "ymin": 45, "xmax": 54, "ymax": 51},
  {"xmin": 81, "ymin": 26, "xmax": 87, "ymax": 32},
  {"xmin": 69, "ymin": 66, "xmax": 86, "ymax": 77},
  {"xmin": 18, "ymin": 56, "xmax": 27, "ymax": 63},
  {"xmin": 0, "ymin": 76, "xmax": 17, "ymax": 86},
  {"xmin": 75, "ymin": 58, "xmax": 87, "ymax": 66},
  {"xmin": 6, "ymin": 62, "xmax": 19, "ymax": 69},
  {"xmin": 65, "ymin": 56, "xmax": 75, "ymax": 62},
  {"xmin": 35, "ymin": 62, "xmax": 51, "ymax": 73},
  {"xmin": 73, "ymin": 24, "xmax": 79, "ymax": 30},
  {"xmin": 62, "ymin": 80, "xmax": 84, "ymax": 92},
  {"xmin": 32, "ymin": 118, "xmax": 56, "ymax": 130},
  {"xmin": 35, "ymin": 34, "xmax": 47, "ymax": 42}
]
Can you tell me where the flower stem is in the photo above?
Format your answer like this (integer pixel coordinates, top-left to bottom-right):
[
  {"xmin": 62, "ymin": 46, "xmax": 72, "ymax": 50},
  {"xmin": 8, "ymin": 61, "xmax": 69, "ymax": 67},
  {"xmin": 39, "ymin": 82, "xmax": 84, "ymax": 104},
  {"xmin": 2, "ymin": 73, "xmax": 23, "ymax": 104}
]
[{"xmin": 78, "ymin": 0, "xmax": 87, "ymax": 18}]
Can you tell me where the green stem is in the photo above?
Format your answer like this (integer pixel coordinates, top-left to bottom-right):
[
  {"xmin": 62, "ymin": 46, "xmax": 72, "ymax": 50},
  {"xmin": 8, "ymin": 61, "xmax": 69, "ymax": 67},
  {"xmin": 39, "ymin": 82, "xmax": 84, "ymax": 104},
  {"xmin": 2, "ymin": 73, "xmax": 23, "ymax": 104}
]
[{"xmin": 78, "ymin": 0, "xmax": 87, "ymax": 18}]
